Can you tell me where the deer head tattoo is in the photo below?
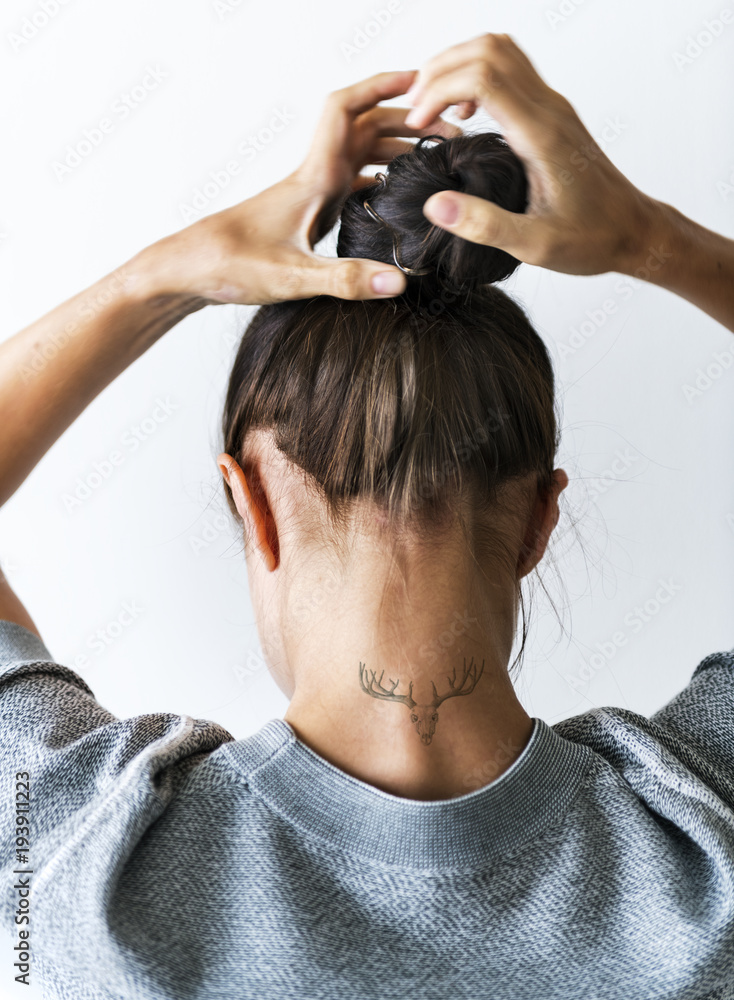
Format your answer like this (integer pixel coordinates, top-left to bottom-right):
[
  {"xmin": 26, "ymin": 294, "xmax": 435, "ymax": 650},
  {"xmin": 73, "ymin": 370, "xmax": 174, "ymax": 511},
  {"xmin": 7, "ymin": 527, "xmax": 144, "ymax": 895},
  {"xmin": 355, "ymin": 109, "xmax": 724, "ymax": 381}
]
[{"xmin": 358, "ymin": 658, "xmax": 485, "ymax": 745}]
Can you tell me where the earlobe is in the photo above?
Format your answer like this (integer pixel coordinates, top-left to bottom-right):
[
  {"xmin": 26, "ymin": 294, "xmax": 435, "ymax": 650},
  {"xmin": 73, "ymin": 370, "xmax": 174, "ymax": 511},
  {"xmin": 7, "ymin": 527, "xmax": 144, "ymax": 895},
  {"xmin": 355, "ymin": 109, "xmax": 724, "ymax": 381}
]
[
  {"xmin": 217, "ymin": 452, "xmax": 279, "ymax": 572},
  {"xmin": 553, "ymin": 468, "xmax": 569, "ymax": 499}
]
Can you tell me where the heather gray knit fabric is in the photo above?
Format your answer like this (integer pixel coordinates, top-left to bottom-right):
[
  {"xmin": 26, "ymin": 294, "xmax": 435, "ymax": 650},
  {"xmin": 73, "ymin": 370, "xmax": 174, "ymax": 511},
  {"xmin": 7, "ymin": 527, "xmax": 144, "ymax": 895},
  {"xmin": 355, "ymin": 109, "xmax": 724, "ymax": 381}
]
[{"xmin": 2, "ymin": 618, "xmax": 734, "ymax": 999}]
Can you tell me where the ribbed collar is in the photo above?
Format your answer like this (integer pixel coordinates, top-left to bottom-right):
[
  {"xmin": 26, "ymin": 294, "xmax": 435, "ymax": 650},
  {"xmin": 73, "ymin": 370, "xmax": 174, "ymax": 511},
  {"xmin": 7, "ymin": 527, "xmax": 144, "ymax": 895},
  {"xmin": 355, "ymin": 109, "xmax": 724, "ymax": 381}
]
[{"xmin": 221, "ymin": 716, "xmax": 594, "ymax": 871}]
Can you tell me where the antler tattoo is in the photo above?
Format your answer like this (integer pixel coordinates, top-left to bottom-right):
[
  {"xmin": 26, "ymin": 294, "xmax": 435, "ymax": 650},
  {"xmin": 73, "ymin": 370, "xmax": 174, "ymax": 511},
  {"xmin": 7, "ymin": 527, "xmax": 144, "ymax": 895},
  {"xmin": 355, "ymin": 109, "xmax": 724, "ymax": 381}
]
[{"xmin": 358, "ymin": 658, "xmax": 485, "ymax": 745}]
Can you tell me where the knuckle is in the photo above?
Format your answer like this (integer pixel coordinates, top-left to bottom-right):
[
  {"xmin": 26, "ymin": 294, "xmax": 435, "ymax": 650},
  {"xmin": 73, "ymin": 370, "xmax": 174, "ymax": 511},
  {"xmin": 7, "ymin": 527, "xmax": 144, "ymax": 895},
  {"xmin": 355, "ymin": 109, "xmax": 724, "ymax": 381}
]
[
  {"xmin": 481, "ymin": 32, "xmax": 503, "ymax": 54},
  {"xmin": 279, "ymin": 265, "xmax": 305, "ymax": 299},
  {"xmin": 547, "ymin": 90, "xmax": 576, "ymax": 118},
  {"xmin": 464, "ymin": 203, "xmax": 499, "ymax": 246},
  {"xmin": 533, "ymin": 101, "xmax": 578, "ymax": 151},
  {"xmin": 335, "ymin": 261, "xmax": 364, "ymax": 299},
  {"xmin": 475, "ymin": 67, "xmax": 503, "ymax": 101},
  {"xmin": 480, "ymin": 32, "xmax": 511, "ymax": 61},
  {"xmin": 418, "ymin": 53, "xmax": 444, "ymax": 82},
  {"xmin": 359, "ymin": 106, "xmax": 380, "ymax": 127},
  {"xmin": 473, "ymin": 66, "xmax": 490, "ymax": 89},
  {"xmin": 325, "ymin": 87, "xmax": 347, "ymax": 109}
]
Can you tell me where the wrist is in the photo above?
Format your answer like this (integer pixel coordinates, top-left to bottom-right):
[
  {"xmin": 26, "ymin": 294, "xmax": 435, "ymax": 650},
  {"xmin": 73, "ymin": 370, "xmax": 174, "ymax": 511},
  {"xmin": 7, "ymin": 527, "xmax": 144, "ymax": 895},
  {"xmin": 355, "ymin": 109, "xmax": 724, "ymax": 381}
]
[
  {"xmin": 125, "ymin": 235, "xmax": 217, "ymax": 310},
  {"xmin": 622, "ymin": 197, "xmax": 727, "ymax": 289},
  {"xmin": 612, "ymin": 197, "xmax": 734, "ymax": 331},
  {"xmin": 613, "ymin": 196, "xmax": 679, "ymax": 283},
  {"xmin": 73, "ymin": 244, "xmax": 211, "ymax": 360}
]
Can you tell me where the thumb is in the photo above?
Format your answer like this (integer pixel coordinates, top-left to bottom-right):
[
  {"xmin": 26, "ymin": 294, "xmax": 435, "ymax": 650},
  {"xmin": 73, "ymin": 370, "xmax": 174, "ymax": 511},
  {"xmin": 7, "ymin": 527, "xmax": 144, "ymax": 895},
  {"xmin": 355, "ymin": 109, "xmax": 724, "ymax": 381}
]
[
  {"xmin": 295, "ymin": 257, "xmax": 408, "ymax": 301},
  {"xmin": 423, "ymin": 191, "xmax": 535, "ymax": 260}
]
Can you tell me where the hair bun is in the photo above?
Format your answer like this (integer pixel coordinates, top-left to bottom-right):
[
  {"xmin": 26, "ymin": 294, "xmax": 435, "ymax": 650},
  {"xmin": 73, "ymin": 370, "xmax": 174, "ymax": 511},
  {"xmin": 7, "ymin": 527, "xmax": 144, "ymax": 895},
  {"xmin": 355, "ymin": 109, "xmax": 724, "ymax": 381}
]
[{"xmin": 336, "ymin": 132, "xmax": 528, "ymax": 299}]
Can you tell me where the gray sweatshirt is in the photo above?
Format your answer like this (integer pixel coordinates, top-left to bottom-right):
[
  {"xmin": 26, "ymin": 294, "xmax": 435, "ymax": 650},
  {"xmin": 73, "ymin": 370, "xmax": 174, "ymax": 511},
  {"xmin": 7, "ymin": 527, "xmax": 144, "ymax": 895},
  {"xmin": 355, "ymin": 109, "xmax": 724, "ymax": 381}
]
[{"xmin": 1, "ymin": 619, "xmax": 733, "ymax": 999}]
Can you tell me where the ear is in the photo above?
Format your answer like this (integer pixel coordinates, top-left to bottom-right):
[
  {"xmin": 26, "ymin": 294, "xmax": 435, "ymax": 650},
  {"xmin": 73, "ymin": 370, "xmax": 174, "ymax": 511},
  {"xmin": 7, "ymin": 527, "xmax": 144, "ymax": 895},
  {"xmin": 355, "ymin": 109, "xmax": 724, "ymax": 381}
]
[
  {"xmin": 217, "ymin": 452, "xmax": 279, "ymax": 571},
  {"xmin": 517, "ymin": 469, "xmax": 568, "ymax": 579}
]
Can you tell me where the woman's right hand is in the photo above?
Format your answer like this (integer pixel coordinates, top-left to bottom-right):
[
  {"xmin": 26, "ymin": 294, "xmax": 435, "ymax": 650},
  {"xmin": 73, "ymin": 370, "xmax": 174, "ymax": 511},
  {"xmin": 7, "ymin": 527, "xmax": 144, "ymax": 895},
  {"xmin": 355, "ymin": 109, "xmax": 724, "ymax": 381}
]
[
  {"xmin": 404, "ymin": 33, "xmax": 661, "ymax": 278},
  {"xmin": 404, "ymin": 33, "xmax": 734, "ymax": 332}
]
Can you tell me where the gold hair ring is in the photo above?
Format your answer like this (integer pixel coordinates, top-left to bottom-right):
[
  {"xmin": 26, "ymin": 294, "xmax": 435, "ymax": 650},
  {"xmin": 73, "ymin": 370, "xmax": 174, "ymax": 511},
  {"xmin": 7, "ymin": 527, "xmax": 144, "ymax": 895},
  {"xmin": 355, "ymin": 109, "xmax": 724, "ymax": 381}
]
[{"xmin": 362, "ymin": 172, "xmax": 432, "ymax": 276}]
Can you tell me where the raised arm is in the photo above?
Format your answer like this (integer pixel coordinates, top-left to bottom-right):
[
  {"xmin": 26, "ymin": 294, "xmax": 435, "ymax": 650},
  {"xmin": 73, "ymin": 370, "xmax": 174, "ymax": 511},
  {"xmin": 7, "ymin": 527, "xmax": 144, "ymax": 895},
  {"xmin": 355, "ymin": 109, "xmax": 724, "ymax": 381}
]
[
  {"xmin": 0, "ymin": 73, "xmax": 465, "ymax": 512},
  {"xmin": 0, "ymin": 73, "xmax": 461, "ymax": 630},
  {"xmin": 404, "ymin": 34, "xmax": 734, "ymax": 332}
]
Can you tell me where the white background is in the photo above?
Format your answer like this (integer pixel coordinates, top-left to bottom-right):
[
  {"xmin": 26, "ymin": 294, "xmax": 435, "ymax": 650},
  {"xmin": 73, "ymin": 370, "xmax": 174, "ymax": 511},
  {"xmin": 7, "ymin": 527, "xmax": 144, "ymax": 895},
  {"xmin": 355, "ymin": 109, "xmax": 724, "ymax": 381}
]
[{"xmin": 1, "ymin": 1, "xmax": 733, "ymax": 991}]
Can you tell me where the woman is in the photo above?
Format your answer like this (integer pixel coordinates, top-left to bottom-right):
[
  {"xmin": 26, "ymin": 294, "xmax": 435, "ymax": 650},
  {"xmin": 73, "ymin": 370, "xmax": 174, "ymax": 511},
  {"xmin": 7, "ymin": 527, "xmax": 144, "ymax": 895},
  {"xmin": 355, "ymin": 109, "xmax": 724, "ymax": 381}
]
[{"xmin": 2, "ymin": 33, "xmax": 733, "ymax": 1000}]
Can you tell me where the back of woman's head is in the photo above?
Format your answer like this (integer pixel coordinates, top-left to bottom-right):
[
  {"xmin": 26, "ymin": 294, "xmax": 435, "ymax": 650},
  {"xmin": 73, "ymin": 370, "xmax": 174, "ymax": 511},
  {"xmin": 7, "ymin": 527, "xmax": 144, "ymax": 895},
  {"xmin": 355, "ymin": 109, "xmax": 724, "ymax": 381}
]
[{"xmin": 222, "ymin": 133, "xmax": 559, "ymax": 558}]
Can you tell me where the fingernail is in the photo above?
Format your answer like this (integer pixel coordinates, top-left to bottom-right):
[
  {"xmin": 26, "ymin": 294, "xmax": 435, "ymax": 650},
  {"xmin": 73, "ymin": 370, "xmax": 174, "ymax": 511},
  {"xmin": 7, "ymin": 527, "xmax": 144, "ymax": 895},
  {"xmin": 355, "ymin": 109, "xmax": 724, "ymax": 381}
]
[
  {"xmin": 426, "ymin": 194, "xmax": 459, "ymax": 226},
  {"xmin": 371, "ymin": 271, "xmax": 405, "ymax": 295},
  {"xmin": 405, "ymin": 108, "xmax": 422, "ymax": 127}
]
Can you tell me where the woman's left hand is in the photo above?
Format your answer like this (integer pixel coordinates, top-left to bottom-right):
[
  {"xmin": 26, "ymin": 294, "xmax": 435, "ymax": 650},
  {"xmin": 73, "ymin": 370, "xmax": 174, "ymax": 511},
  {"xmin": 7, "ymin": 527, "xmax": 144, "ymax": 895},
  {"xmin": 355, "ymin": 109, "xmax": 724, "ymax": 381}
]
[{"xmin": 139, "ymin": 71, "xmax": 461, "ymax": 305}]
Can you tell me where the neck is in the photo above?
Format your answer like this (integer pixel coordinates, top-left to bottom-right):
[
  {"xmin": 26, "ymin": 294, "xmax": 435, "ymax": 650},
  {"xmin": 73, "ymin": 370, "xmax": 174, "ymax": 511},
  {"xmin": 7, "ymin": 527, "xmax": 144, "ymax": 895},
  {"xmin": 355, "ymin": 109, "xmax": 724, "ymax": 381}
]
[{"xmin": 280, "ymin": 541, "xmax": 534, "ymax": 802}]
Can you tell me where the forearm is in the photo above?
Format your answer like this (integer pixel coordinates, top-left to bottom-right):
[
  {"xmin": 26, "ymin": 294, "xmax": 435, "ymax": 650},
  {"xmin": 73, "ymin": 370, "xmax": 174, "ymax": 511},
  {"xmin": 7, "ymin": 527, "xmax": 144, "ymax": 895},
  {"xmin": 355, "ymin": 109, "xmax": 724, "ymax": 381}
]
[
  {"xmin": 0, "ymin": 250, "xmax": 205, "ymax": 508},
  {"xmin": 0, "ymin": 79, "xmax": 416, "ymax": 513},
  {"xmin": 629, "ymin": 201, "xmax": 734, "ymax": 333}
]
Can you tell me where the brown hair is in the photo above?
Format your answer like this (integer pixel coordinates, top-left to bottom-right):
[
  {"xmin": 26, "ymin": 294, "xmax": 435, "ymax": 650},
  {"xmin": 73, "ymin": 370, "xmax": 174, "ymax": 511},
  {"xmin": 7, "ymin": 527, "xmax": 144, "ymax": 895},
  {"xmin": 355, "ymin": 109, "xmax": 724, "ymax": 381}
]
[{"xmin": 221, "ymin": 134, "xmax": 560, "ymax": 667}]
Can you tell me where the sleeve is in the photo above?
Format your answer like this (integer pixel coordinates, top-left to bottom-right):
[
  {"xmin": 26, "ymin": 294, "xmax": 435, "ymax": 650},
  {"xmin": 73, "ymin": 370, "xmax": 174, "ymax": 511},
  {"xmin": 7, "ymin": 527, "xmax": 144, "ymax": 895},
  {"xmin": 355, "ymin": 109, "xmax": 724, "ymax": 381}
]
[
  {"xmin": 0, "ymin": 619, "xmax": 235, "ymax": 874},
  {"xmin": 648, "ymin": 646, "xmax": 734, "ymax": 806}
]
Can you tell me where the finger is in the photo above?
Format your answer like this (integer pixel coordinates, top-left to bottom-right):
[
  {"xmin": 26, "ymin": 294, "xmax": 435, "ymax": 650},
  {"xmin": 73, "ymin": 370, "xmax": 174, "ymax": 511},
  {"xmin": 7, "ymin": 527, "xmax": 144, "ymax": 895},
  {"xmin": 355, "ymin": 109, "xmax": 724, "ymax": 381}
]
[
  {"xmin": 360, "ymin": 106, "xmax": 463, "ymax": 139},
  {"xmin": 353, "ymin": 122, "xmax": 455, "ymax": 181},
  {"xmin": 405, "ymin": 64, "xmax": 538, "ymax": 136},
  {"xmin": 293, "ymin": 257, "xmax": 408, "ymax": 300},
  {"xmin": 360, "ymin": 137, "xmax": 421, "ymax": 166},
  {"xmin": 409, "ymin": 33, "xmax": 543, "ymax": 105},
  {"xmin": 308, "ymin": 71, "xmax": 417, "ymax": 175},
  {"xmin": 498, "ymin": 33, "xmax": 548, "ymax": 77},
  {"xmin": 422, "ymin": 190, "xmax": 540, "ymax": 261},
  {"xmin": 327, "ymin": 70, "xmax": 417, "ymax": 119},
  {"xmin": 409, "ymin": 34, "xmax": 515, "ymax": 101}
]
